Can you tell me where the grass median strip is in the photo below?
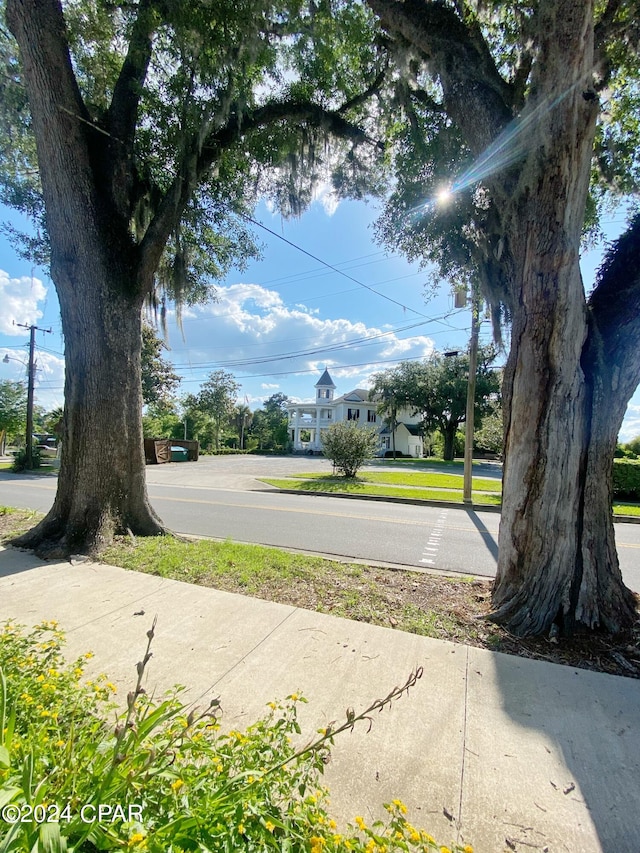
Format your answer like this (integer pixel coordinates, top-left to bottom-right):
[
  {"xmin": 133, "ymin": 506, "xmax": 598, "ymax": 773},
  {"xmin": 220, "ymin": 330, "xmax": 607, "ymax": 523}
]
[
  {"xmin": 614, "ymin": 502, "xmax": 640, "ymax": 517},
  {"xmin": 292, "ymin": 470, "xmax": 503, "ymax": 492},
  {"xmin": 260, "ymin": 476, "xmax": 503, "ymax": 505}
]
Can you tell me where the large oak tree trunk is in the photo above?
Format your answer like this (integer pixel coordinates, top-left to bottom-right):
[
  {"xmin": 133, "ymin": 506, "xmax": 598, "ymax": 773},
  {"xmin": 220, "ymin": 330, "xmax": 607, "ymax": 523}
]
[
  {"xmin": 14, "ymin": 276, "xmax": 165, "ymax": 557},
  {"xmin": 442, "ymin": 424, "xmax": 456, "ymax": 462},
  {"xmin": 8, "ymin": 0, "xmax": 164, "ymax": 556},
  {"xmin": 368, "ymin": 0, "xmax": 638, "ymax": 636},
  {"xmin": 489, "ymin": 0, "xmax": 636, "ymax": 636}
]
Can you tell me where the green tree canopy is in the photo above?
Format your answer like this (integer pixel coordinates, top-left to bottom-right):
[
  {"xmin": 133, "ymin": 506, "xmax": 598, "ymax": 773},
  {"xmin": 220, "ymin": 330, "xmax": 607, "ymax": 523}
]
[
  {"xmin": 0, "ymin": 379, "xmax": 26, "ymax": 452},
  {"xmin": 141, "ymin": 324, "xmax": 181, "ymax": 411},
  {"xmin": 197, "ymin": 370, "xmax": 241, "ymax": 452},
  {"xmin": 1, "ymin": 0, "xmax": 384, "ymax": 555},
  {"xmin": 372, "ymin": 349, "xmax": 500, "ymax": 461}
]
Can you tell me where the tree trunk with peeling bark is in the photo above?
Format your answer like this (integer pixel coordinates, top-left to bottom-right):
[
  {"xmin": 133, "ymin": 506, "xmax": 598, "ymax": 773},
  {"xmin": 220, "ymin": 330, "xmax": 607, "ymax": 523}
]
[{"xmin": 369, "ymin": 0, "xmax": 639, "ymax": 635}]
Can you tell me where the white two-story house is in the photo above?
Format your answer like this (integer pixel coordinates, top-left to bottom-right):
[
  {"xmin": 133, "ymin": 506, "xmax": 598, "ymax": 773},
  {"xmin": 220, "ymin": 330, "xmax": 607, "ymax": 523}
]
[{"xmin": 286, "ymin": 368, "xmax": 424, "ymax": 457}]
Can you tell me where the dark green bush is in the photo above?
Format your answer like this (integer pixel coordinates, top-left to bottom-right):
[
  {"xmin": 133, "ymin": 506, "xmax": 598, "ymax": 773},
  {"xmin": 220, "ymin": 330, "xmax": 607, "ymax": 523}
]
[
  {"xmin": 612, "ymin": 459, "xmax": 640, "ymax": 501},
  {"xmin": 10, "ymin": 447, "xmax": 41, "ymax": 472}
]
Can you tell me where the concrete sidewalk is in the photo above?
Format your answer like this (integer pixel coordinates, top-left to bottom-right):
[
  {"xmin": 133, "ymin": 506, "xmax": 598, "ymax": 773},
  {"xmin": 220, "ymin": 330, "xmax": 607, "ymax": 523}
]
[{"xmin": 1, "ymin": 545, "xmax": 639, "ymax": 853}]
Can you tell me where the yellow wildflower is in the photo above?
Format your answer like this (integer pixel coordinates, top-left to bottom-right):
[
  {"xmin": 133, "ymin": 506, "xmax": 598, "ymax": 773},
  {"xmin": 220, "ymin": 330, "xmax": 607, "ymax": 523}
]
[
  {"xmin": 355, "ymin": 816, "xmax": 366, "ymax": 831},
  {"xmin": 462, "ymin": 847, "xmax": 473, "ymax": 853},
  {"xmin": 392, "ymin": 798, "xmax": 408, "ymax": 814},
  {"xmin": 237, "ymin": 823, "xmax": 245, "ymax": 834},
  {"xmin": 265, "ymin": 820, "xmax": 275, "ymax": 833},
  {"xmin": 128, "ymin": 832, "xmax": 146, "ymax": 847},
  {"xmin": 170, "ymin": 779, "xmax": 184, "ymax": 792}
]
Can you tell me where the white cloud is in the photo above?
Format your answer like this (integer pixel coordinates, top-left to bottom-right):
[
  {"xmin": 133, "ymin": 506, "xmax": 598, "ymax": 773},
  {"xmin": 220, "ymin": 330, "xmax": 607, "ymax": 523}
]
[
  {"xmin": 0, "ymin": 270, "xmax": 48, "ymax": 334},
  {"xmin": 261, "ymin": 383, "xmax": 280, "ymax": 390},
  {"xmin": 619, "ymin": 402, "xmax": 640, "ymax": 444},
  {"xmin": 311, "ymin": 180, "xmax": 339, "ymax": 216},
  {"xmin": 167, "ymin": 283, "xmax": 435, "ymax": 389}
]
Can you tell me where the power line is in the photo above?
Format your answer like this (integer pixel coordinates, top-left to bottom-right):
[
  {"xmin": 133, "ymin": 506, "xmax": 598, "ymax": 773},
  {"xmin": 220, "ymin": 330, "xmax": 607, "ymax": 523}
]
[{"xmin": 234, "ymin": 208, "xmax": 432, "ymax": 319}]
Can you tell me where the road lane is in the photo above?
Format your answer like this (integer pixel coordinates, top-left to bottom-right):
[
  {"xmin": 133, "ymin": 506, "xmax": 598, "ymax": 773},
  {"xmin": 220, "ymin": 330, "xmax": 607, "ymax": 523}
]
[{"xmin": 1, "ymin": 473, "xmax": 638, "ymax": 591}]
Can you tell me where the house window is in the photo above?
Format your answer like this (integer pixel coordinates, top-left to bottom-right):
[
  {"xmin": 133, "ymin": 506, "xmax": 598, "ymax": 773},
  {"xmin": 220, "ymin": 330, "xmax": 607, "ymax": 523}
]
[
  {"xmin": 347, "ymin": 408, "xmax": 360, "ymax": 420},
  {"xmin": 327, "ymin": 411, "xmax": 332, "ymax": 419},
  {"xmin": 367, "ymin": 410, "xmax": 376, "ymax": 423}
]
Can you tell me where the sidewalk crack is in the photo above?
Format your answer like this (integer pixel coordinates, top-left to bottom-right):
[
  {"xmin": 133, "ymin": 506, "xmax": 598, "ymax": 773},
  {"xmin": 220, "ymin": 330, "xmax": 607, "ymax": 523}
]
[{"xmin": 457, "ymin": 645, "xmax": 470, "ymax": 843}]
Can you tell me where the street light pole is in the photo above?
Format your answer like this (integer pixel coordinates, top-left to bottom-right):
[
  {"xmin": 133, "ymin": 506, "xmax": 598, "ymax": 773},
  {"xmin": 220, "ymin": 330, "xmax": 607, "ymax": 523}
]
[
  {"xmin": 463, "ymin": 299, "xmax": 480, "ymax": 505},
  {"xmin": 16, "ymin": 322, "xmax": 51, "ymax": 469}
]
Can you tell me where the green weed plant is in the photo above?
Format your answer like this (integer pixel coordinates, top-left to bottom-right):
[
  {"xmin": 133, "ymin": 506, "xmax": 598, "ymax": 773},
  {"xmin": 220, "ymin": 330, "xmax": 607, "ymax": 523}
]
[{"xmin": 0, "ymin": 620, "xmax": 472, "ymax": 853}]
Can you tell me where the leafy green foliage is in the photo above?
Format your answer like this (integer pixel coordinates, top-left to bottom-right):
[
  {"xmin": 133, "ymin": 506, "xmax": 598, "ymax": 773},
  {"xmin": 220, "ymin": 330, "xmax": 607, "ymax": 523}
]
[
  {"xmin": 372, "ymin": 1, "xmax": 640, "ymax": 325},
  {"xmin": 196, "ymin": 370, "xmax": 241, "ymax": 452},
  {"xmin": 612, "ymin": 458, "xmax": 640, "ymax": 500},
  {"xmin": 0, "ymin": 621, "xmax": 468, "ymax": 853},
  {"xmin": 372, "ymin": 350, "xmax": 500, "ymax": 461},
  {"xmin": 0, "ymin": 380, "xmax": 26, "ymax": 444},
  {"xmin": 141, "ymin": 325, "xmax": 181, "ymax": 410},
  {"xmin": 0, "ymin": 0, "xmax": 385, "ymax": 301},
  {"xmin": 249, "ymin": 393, "xmax": 291, "ymax": 452},
  {"xmin": 10, "ymin": 446, "xmax": 40, "ymax": 472},
  {"xmin": 321, "ymin": 420, "xmax": 378, "ymax": 478}
]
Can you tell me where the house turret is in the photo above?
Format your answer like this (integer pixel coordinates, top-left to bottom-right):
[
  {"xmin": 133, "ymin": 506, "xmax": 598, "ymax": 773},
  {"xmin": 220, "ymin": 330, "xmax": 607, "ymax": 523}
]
[{"xmin": 315, "ymin": 368, "xmax": 336, "ymax": 402}]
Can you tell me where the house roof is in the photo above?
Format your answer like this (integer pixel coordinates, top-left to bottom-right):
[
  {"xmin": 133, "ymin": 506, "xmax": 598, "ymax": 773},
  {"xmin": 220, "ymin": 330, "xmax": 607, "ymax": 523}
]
[
  {"xmin": 315, "ymin": 368, "xmax": 336, "ymax": 388},
  {"xmin": 333, "ymin": 388, "xmax": 372, "ymax": 404},
  {"xmin": 379, "ymin": 422, "xmax": 422, "ymax": 437},
  {"xmin": 403, "ymin": 423, "xmax": 422, "ymax": 436}
]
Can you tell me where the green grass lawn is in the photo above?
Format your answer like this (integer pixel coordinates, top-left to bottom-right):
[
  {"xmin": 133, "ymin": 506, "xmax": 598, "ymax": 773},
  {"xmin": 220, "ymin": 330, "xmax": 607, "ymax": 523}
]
[
  {"xmin": 291, "ymin": 470, "xmax": 502, "ymax": 492},
  {"xmin": 260, "ymin": 476, "xmax": 503, "ymax": 505},
  {"xmin": 613, "ymin": 502, "xmax": 640, "ymax": 517}
]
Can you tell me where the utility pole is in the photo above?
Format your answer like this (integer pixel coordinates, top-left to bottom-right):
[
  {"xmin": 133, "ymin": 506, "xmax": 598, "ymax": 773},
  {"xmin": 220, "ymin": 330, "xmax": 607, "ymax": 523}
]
[
  {"xmin": 16, "ymin": 323, "xmax": 51, "ymax": 469},
  {"xmin": 463, "ymin": 299, "xmax": 480, "ymax": 504}
]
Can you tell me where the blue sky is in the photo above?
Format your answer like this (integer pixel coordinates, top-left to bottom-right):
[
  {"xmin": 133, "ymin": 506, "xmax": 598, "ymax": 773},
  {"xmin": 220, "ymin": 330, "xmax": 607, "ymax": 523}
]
[{"xmin": 1, "ymin": 195, "xmax": 639, "ymax": 441}]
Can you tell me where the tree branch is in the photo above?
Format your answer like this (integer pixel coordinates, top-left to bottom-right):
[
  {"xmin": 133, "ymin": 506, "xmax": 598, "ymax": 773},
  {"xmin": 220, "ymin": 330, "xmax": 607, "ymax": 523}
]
[
  {"xmin": 137, "ymin": 99, "xmax": 376, "ymax": 286},
  {"xmin": 337, "ymin": 67, "xmax": 387, "ymax": 115},
  {"xmin": 594, "ymin": 0, "xmax": 640, "ymax": 86},
  {"xmin": 106, "ymin": 0, "xmax": 162, "ymax": 218},
  {"xmin": 108, "ymin": 0, "xmax": 158, "ymax": 146},
  {"xmin": 366, "ymin": 0, "xmax": 513, "ymax": 154}
]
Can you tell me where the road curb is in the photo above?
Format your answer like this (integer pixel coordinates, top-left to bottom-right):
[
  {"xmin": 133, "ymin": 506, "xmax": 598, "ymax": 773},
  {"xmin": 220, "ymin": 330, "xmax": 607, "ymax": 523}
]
[
  {"xmin": 256, "ymin": 487, "xmax": 502, "ymax": 512},
  {"xmin": 258, "ymin": 487, "xmax": 640, "ymax": 523}
]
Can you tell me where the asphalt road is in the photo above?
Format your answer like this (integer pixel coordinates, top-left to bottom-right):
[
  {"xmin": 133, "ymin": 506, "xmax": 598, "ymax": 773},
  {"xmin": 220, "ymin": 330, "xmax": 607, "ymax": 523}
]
[{"xmin": 1, "ymin": 457, "xmax": 639, "ymax": 591}]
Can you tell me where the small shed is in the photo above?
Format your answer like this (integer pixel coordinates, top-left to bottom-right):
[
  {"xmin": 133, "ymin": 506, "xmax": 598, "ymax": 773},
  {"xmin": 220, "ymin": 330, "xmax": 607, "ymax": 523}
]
[{"xmin": 144, "ymin": 438, "xmax": 199, "ymax": 464}]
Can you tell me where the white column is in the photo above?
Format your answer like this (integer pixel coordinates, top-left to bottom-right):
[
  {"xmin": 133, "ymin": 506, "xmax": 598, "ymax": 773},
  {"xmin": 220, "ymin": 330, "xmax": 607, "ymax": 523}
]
[{"xmin": 293, "ymin": 409, "xmax": 302, "ymax": 450}]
